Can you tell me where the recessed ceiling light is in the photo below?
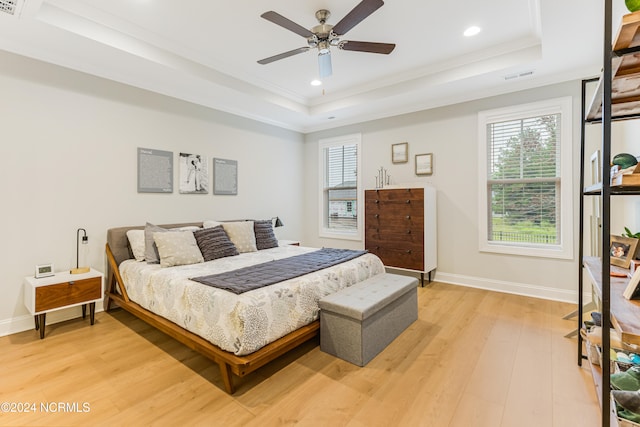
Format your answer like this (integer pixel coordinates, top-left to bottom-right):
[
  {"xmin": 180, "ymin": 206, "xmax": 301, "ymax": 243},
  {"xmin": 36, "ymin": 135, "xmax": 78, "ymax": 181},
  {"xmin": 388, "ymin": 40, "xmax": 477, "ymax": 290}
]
[
  {"xmin": 464, "ymin": 26, "xmax": 481, "ymax": 37},
  {"xmin": 311, "ymin": 79, "xmax": 322, "ymax": 86}
]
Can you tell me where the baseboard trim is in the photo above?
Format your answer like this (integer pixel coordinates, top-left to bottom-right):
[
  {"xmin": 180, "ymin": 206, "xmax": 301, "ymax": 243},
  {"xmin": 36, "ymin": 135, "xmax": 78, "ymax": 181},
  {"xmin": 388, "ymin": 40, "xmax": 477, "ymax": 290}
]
[
  {"xmin": 0, "ymin": 301, "xmax": 104, "ymax": 337},
  {"xmin": 433, "ymin": 271, "xmax": 585, "ymax": 304}
]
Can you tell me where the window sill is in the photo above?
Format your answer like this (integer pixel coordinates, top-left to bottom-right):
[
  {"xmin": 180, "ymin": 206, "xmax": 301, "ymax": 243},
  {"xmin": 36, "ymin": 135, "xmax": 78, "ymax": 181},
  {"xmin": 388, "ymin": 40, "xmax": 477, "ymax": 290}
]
[
  {"xmin": 319, "ymin": 229, "xmax": 361, "ymax": 242},
  {"xmin": 479, "ymin": 241, "xmax": 573, "ymax": 260}
]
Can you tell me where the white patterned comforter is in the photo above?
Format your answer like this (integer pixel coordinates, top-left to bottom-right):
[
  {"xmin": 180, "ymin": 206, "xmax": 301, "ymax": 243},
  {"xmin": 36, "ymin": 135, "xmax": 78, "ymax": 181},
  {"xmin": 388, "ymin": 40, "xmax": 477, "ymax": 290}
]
[{"xmin": 119, "ymin": 245, "xmax": 384, "ymax": 355}]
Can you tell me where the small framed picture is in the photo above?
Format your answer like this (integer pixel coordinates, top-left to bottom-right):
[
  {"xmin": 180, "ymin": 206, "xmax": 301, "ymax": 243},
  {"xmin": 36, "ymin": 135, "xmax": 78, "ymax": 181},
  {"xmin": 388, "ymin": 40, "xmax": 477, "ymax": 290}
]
[
  {"xmin": 415, "ymin": 153, "xmax": 433, "ymax": 176},
  {"xmin": 392, "ymin": 142, "xmax": 408, "ymax": 164},
  {"xmin": 610, "ymin": 235, "xmax": 639, "ymax": 268}
]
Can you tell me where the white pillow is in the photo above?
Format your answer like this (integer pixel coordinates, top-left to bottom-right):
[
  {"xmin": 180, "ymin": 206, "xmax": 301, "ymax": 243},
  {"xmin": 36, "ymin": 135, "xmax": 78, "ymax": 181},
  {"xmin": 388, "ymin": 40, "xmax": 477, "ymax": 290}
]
[
  {"xmin": 126, "ymin": 229, "xmax": 146, "ymax": 261},
  {"xmin": 203, "ymin": 220, "xmax": 222, "ymax": 228},
  {"xmin": 153, "ymin": 230, "xmax": 204, "ymax": 268},
  {"xmin": 221, "ymin": 221, "xmax": 257, "ymax": 253}
]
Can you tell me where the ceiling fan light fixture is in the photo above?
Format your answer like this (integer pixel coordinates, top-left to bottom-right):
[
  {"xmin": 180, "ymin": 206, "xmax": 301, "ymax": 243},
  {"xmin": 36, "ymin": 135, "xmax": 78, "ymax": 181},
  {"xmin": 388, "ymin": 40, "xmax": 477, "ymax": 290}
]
[
  {"xmin": 318, "ymin": 40, "xmax": 330, "ymax": 54},
  {"xmin": 258, "ymin": 0, "xmax": 395, "ymax": 77},
  {"xmin": 318, "ymin": 51, "xmax": 332, "ymax": 78}
]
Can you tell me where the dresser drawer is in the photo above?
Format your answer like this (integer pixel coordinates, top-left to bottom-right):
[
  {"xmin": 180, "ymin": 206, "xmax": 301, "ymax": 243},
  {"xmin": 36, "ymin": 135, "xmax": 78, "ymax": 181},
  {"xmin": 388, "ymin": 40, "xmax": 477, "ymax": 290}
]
[
  {"xmin": 365, "ymin": 229, "xmax": 424, "ymax": 244},
  {"xmin": 365, "ymin": 188, "xmax": 424, "ymax": 203},
  {"xmin": 366, "ymin": 246, "xmax": 425, "ymax": 271},
  {"xmin": 35, "ymin": 277, "xmax": 102, "ymax": 312}
]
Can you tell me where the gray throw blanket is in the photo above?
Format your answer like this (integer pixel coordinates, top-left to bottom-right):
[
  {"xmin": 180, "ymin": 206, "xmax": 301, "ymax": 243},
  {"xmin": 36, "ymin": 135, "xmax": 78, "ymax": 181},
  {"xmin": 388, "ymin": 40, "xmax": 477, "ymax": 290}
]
[{"xmin": 191, "ymin": 248, "xmax": 367, "ymax": 294}]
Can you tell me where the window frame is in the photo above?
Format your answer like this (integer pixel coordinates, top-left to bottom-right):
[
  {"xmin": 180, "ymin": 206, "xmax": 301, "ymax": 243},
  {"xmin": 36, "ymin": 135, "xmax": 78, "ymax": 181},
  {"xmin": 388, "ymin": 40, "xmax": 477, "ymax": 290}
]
[
  {"xmin": 318, "ymin": 133, "xmax": 362, "ymax": 241},
  {"xmin": 477, "ymin": 97, "xmax": 573, "ymax": 259}
]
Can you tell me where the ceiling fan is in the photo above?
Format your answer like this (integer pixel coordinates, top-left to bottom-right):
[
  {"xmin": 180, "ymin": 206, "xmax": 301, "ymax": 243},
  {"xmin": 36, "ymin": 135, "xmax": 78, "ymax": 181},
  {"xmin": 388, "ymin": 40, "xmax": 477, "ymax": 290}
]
[{"xmin": 257, "ymin": 0, "xmax": 395, "ymax": 78}]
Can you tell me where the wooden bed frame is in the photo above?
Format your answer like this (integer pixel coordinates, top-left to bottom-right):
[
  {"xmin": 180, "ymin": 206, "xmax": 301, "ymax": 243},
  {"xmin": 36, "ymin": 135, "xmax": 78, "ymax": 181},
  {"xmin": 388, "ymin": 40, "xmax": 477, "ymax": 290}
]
[{"xmin": 104, "ymin": 223, "xmax": 319, "ymax": 394}]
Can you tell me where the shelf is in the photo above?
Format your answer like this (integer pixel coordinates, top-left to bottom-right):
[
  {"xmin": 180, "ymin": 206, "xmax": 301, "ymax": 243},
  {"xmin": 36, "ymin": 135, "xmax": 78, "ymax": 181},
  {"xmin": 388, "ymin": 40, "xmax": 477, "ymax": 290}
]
[
  {"xmin": 584, "ymin": 182, "xmax": 640, "ymax": 195},
  {"xmin": 587, "ymin": 10, "xmax": 640, "ymax": 122},
  {"xmin": 584, "ymin": 257, "xmax": 640, "ymax": 346}
]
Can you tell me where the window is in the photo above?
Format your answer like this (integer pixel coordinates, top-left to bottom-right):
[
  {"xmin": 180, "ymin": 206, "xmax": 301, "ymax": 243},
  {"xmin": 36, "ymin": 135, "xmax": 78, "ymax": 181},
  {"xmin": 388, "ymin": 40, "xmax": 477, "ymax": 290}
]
[
  {"xmin": 319, "ymin": 134, "xmax": 362, "ymax": 240},
  {"xmin": 478, "ymin": 97, "xmax": 573, "ymax": 259}
]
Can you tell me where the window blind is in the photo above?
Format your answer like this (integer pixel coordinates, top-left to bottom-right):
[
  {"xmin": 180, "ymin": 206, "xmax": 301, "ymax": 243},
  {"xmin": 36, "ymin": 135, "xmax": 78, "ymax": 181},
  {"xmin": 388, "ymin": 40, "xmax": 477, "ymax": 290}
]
[
  {"xmin": 325, "ymin": 144, "xmax": 358, "ymax": 231},
  {"xmin": 487, "ymin": 114, "xmax": 560, "ymax": 245}
]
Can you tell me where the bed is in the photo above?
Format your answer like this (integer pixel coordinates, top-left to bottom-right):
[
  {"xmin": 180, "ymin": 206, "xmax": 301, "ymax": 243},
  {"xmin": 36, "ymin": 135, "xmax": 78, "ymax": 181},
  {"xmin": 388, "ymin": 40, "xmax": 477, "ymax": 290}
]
[{"xmin": 105, "ymin": 221, "xmax": 384, "ymax": 394}]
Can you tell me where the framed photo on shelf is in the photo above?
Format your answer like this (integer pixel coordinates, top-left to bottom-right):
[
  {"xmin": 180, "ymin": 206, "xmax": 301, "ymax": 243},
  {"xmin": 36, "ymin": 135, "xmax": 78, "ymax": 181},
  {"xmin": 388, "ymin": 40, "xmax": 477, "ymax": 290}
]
[
  {"xmin": 415, "ymin": 153, "xmax": 433, "ymax": 175},
  {"xmin": 610, "ymin": 235, "xmax": 639, "ymax": 268},
  {"xmin": 623, "ymin": 267, "xmax": 640, "ymax": 299},
  {"xmin": 392, "ymin": 142, "xmax": 408, "ymax": 164}
]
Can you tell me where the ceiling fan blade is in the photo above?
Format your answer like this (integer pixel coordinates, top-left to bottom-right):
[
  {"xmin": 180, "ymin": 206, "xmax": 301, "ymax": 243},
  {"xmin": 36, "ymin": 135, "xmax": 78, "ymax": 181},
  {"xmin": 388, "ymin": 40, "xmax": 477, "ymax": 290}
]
[
  {"xmin": 339, "ymin": 41, "xmax": 395, "ymax": 54},
  {"xmin": 318, "ymin": 52, "xmax": 332, "ymax": 78},
  {"xmin": 332, "ymin": 0, "xmax": 385, "ymax": 36},
  {"xmin": 258, "ymin": 47, "xmax": 310, "ymax": 65},
  {"xmin": 261, "ymin": 11, "xmax": 314, "ymax": 38}
]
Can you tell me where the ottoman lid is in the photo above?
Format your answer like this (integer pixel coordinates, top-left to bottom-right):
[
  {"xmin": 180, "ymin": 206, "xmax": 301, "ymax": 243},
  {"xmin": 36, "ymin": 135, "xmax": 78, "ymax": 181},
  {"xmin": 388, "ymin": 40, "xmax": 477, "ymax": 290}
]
[{"xmin": 319, "ymin": 273, "xmax": 418, "ymax": 321}]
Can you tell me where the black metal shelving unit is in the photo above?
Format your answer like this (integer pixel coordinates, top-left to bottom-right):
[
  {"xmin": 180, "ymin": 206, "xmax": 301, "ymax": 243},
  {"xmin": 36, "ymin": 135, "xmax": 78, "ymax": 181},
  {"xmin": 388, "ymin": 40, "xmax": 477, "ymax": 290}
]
[{"xmin": 578, "ymin": 2, "xmax": 640, "ymax": 426}]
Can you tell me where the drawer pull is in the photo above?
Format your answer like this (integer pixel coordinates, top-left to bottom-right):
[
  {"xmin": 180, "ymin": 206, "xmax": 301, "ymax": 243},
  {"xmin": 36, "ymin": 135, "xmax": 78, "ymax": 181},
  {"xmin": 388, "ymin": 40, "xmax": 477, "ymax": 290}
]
[
  {"xmin": 406, "ymin": 230, "xmax": 411, "ymax": 234},
  {"xmin": 406, "ymin": 250, "xmax": 412, "ymax": 254},
  {"xmin": 375, "ymin": 200, "xmax": 379, "ymax": 204},
  {"xmin": 69, "ymin": 281, "xmax": 75, "ymax": 285},
  {"xmin": 406, "ymin": 200, "xmax": 411, "ymax": 204},
  {"xmin": 406, "ymin": 215, "xmax": 411, "ymax": 220},
  {"xmin": 375, "ymin": 214, "xmax": 379, "ymax": 218}
]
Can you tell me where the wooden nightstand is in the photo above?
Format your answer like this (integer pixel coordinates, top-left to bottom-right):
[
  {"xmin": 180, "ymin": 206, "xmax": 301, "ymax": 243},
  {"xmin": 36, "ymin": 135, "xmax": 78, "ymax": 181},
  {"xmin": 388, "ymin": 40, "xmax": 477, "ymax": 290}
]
[{"xmin": 23, "ymin": 268, "xmax": 104, "ymax": 339}]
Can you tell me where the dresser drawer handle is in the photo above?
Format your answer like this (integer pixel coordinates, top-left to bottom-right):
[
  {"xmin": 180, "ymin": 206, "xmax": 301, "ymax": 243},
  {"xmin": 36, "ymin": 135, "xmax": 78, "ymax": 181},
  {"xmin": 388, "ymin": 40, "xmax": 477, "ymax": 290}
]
[
  {"xmin": 69, "ymin": 281, "xmax": 75, "ymax": 285},
  {"xmin": 406, "ymin": 250, "xmax": 412, "ymax": 254},
  {"xmin": 406, "ymin": 230, "xmax": 411, "ymax": 234},
  {"xmin": 405, "ymin": 200, "xmax": 411, "ymax": 204},
  {"xmin": 375, "ymin": 200, "xmax": 379, "ymax": 204},
  {"xmin": 375, "ymin": 214, "xmax": 379, "ymax": 218},
  {"xmin": 406, "ymin": 215, "xmax": 411, "ymax": 220}
]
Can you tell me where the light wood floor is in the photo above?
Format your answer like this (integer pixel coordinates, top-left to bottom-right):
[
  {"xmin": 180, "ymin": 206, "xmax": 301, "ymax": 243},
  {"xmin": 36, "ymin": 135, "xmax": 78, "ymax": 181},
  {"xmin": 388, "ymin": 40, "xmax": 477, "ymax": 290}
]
[{"xmin": 0, "ymin": 282, "xmax": 600, "ymax": 426}]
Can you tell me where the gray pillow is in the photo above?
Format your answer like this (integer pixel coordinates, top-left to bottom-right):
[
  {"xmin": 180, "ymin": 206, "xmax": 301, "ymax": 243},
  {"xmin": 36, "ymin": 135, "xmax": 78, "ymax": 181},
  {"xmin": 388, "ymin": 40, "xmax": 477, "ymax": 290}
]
[
  {"xmin": 193, "ymin": 226, "xmax": 239, "ymax": 261},
  {"xmin": 254, "ymin": 220, "xmax": 278, "ymax": 250},
  {"xmin": 144, "ymin": 223, "xmax": 167, "ymax": 264}
]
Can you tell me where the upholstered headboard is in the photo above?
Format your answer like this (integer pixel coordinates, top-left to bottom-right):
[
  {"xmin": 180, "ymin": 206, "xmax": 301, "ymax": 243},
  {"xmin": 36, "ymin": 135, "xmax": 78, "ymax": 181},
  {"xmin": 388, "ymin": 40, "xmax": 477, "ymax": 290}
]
[{"xmin": 106, "ymin": 222, "xmax": 203, "ymax": 267}]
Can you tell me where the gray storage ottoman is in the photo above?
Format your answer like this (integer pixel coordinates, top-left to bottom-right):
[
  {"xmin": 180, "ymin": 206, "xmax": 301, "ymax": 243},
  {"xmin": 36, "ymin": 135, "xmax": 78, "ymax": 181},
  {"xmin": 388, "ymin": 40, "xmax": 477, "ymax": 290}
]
[{"xmin": 319, "ymin": 273, "xmax": 418, "ymax": 366}]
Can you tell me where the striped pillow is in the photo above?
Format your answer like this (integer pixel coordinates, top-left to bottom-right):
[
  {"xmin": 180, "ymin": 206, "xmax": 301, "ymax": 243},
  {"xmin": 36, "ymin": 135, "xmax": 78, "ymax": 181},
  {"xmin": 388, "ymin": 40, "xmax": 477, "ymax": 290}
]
[
  {"xmin": 254, "ymin": 220, "xmax": 278, "ymax": 250},
  {"xmin": 194, "ymin": 226, "xmax": 239, "ymax": 261}
]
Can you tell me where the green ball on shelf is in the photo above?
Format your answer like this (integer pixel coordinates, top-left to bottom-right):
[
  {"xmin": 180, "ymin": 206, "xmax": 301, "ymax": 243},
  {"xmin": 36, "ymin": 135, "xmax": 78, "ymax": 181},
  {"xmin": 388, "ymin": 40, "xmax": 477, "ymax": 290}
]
[
  {"xmin": 627, "ymin": 0, "xmax": 640, "ymax": 12},
  {"xmin": 613, "ymin": 153, "xmax": 638, "ymax": 169}
]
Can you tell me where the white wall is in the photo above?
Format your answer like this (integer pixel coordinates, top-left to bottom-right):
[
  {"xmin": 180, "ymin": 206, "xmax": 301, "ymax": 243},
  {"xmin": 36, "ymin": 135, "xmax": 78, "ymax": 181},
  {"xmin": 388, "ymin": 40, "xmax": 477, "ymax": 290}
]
[
  {"xmin": 0, "ymin": 50, "xmax": 304, "ymax": 335},
  {"xmin": 3, "ymin": 47, "xmax": 629, "ymax": 336},
  {"xmin": 304, "ymin": 81, "xmax": 587, "ymax": 302}
]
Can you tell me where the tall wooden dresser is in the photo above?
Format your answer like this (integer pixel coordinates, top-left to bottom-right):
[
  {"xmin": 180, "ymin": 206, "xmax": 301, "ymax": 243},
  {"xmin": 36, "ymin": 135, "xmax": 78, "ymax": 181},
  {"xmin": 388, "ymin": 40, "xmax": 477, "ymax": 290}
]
[{"xmin": 364, "ymin": 185, "xmax": 437, "ymax": 283}]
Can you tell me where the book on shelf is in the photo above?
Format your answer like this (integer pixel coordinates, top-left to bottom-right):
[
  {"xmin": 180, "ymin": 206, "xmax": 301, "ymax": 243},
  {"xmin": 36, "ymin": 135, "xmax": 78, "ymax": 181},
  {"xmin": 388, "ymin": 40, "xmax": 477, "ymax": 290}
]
[{"xmin": 623, "ymin": 266, "xmax": 640, "ymax": 300}]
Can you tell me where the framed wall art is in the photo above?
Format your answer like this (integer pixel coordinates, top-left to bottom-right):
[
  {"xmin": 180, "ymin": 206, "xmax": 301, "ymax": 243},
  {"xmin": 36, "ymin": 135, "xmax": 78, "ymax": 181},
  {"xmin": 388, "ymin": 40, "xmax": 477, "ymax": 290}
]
[
  {"xmin": 415, "ymin": 153, "xmax": 433, "ymax": 176},
  {"xmin": 392, "ymin": 142, "xmax": 408, "ymax": 163},
  {"xmin": 179, "ymin": 152, "xmax": 208, "ymax": 194},
  {"xmin": 137, "ymin": 147, "xmax": 173, "ymax": 193},
  {"xmin": 213, "ymin": 158, "xmax": 238, "ymax": 195}
]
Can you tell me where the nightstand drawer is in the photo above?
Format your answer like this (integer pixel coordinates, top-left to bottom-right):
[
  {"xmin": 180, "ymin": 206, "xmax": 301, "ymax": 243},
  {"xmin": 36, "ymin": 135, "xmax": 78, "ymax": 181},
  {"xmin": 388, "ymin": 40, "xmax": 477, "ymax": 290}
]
[{"xmin": 35, "ymin": 277, "xmax": 102, "ymax": 312}]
